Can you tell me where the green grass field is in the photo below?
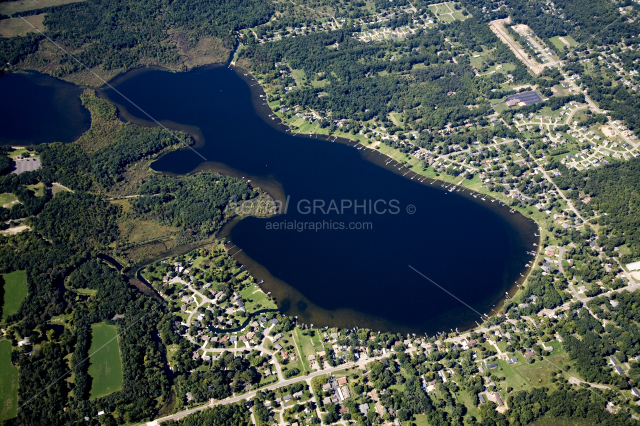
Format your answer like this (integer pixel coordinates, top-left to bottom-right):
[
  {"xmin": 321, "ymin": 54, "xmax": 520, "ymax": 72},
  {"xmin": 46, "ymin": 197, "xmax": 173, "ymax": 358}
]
[
  {"xmin": 0, "ymin": 193, "xmax": 18, "ymax": 209},
  {"xmin": 88, "ymin": 323, "xmax": 123, "ymax": 399},
  {"xmin": 240, "ymin": 285, "xmax": 277, "ymax": 312},
  {"xmin": 0, "ymin": 340, "xmax": 18, "ymax": 421},
  {"xmin": 291, "ymin": 69, "xmax": 308, "ymax": 87},
  {"xmin": 26, "ymin": 182, "xmax": 45, "ymax": 197},
  {"xmin": 513, "ymin": 353, "xmax": 570, "ymax": 389},
  {"xmin": 2, "ymin": 270, "xmax": 28, "ymax": 320},
  {"xmin": 548, "ymin": 35, "xmax": 578, "ymax": 51}
]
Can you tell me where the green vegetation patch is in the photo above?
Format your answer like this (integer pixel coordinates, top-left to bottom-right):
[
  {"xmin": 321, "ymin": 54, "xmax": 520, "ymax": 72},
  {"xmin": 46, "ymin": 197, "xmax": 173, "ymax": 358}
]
[
  {"xmin": 548, "ymin": 35, "xmax": 578, "ymax": 51},
  {"xmin": 0, "ymin": 340, "xmax": 18, "ymax": 421},
  {"xmin": 0, "ymin": 193, "xmax": 19, "ymax": 209},
  {"xmin": 88, "ymin": 323, "xmax": 123, "ymax": 399},
  {"xmin": 1, "ymin": 270, "xmax": 28, "ymax": 320}
]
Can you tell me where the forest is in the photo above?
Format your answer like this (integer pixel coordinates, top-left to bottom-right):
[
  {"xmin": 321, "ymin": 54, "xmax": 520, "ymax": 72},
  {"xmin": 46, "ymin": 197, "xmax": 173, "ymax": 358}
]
[
  {"xmin": 164, "ymin": 403, "xmax": 251, "ymax": 426},
  {"xmin": 35, "ymin": 92, "xmax": 193, "ymax": 192},
  {"xmin": 134, "ymin": 173, "xmax": 257, "ymax": 236},
  {"xmin": 554, "ymin": 157, "xmax": 640, "ymax": 262},
  {"xmin": 241, "ymin": 17, "xmax": 520, "ymax": 131},
  {"xmin": 0, "ymin": 0, "xmax": 273, "ymax": 75},
  {"xmin": 462, "ymin": 0, "xmax": 640, "ymax": 47}
]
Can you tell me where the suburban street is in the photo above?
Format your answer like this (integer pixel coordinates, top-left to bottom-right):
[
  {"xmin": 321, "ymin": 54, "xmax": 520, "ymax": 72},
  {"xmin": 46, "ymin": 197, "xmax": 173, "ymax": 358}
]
[{"xmin": 143, "ymin": 352, "xmax": 391, "ymax": 425}]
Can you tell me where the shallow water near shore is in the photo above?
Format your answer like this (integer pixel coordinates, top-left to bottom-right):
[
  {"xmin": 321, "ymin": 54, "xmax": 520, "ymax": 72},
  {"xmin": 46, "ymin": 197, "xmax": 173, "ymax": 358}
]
[
  {"xmin": 0, "ymin": 66, "xmax": 538, "ymax": 334},
  {"xmin": 102, "ymin": 65, "xmax": 539, "ymax": 334}
]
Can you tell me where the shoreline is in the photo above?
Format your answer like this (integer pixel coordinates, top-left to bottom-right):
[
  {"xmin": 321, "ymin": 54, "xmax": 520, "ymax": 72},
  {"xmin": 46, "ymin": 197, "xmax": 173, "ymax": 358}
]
[
  {"xmin": 4, "ymin": 64, "xmax": 540, "ymax": 333},
  {"xmin": 92, "ymin": 63, "xmax": 541, "ymax": 333}
]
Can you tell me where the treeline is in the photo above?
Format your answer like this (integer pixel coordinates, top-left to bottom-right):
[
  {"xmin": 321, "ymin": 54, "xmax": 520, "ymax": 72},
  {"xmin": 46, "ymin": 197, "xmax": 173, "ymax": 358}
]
[
  {"xmin": 508, "ymin": 387, "xmax": 636, "ymax": 425},
  {"xmin": 0, "ymin": 172, "xmax": 50, "ymax": 222},
  {"xmin": 163, "ymin": 403, "xmax": 251, "ymax": 426},
  {"xmin": 0, "ymin": 146, "xmax": 13, "ymax": 175},
  {"xmin": 242, "ymin": 26, "xmax": 490, "ymax": 130},
  {"xmin": 174, "ymin": 351, "xmax": 261, "ymax": 405},
  {"xmin": 463, "ymin": 0, "xmax": 640, "ymax": 50},
  {"xmin": 554, "ymin": 157, "xmax": 640, "ymax": 261},
  {"xmin": 581, "ymin": 70, "xmax": 640, "ymax": 131},
  {"xmin": 2, "ymin": 0, "xmax": 273, "ymax": 75},
  {"xmin": 35, "ymin": 92, "xmax": 190, "ymax": 192},
  {"xmin": 33, "ymin": 191, "xmax": 120, "ymax": 255},
  {"xmin": 133, "ymin": 172, "xmax": 257, "ymax": 236},
  {"xmin": 442, "ymin": 18, "xmax": 531, "ymax": 83},
  {"xmin": 63, "ymin": 260, "xmax": 170, "ymax": 423}
]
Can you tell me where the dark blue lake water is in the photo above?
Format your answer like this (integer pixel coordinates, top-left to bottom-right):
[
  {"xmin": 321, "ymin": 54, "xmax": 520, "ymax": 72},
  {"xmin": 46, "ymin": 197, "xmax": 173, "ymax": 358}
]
[
  {"xmin": 0, "ymin": 71, "xmax": 90, "ymax": 146},
  {"xmin": 0, "ymin": 67, "xmax": 538, "ymax": 334}
]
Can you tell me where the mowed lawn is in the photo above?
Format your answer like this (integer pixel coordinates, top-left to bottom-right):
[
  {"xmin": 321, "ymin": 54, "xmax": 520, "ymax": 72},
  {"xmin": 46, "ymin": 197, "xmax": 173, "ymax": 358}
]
[
  {"xmin": 0, "ymin": 340, "xmax": 18, "ymax": 421},
  {"xmin": 88, "ymin": 323, "xmax": 123, "ymax": 399},
  {"xmin": 2, "ymin": 270, "xmax": 28, "ymax": 320}
]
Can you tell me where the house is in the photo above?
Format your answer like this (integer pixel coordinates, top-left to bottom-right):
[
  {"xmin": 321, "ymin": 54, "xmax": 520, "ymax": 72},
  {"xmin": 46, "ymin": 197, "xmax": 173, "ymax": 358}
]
[
  {"xmin": 507, "ymin": 357, "xmax": 519, "ymax": 365},
  {"xmin": 632, "ymin": 388, "xmax": 640, "ymax": 397},
  {"xmin": 524, "ymin": 351, "xmax": 535, "ymax": 358},
  {"xmin": 283, "ymin": 394, "xmax": 292, "ymax": 401},
  {"xmin": 322, "ymin": 383, "xmax": 332, "ymax": 391},
  {"xmin": 359, "ymin": 404, "xmax": 369, "ymax": 415},
  {"xmin": 493, "ymin": 392, "xmax": 504, "ymax": 406},
  {"xmin": 293, "ymin": 391, "xmax": 303, "ymax": 399},
  {"xmin": 281, "ymin": 350, "xmax": 289, "ymax": 359},
  {"xmin": 615, "ymin": 366, "xmax": 625, "ymax": 375},
  {"xmin": 486, "ymin": 363, "xmax": 498, "ymax": 369},
  {"xmin": 230, "ymin": 336, "xmax": 237, "ymax": 343},
  {"xmin": 339, "ymin": 385, "xmax": 351, "ymax": 400},
  {"xmin": 479, "ymin": 394, "xmax": 486, "ymax": 404},
  {"xmin": 338, "ymin": 377, "xmax": 348, "ymax": 386},
  {"xmin": 247, "ymin": 332, "xmax": 255, "ymax": 340},
  {"xmin": 274, "ymin": 343, "xmax": 283, "ymax": 351},
  {"xmin": 270, "ymin": 318, "xmax": 279, "ymax": 326},
  {"xmin": 339, "ymin": 406, "xmax": 349, "ymax": 414},
  {"xmin": 323, "ymin": 397, "xmax": 332, "ymax": 405},
  {"xmin": 272, "ymin": 333, "xmax": 283, "ymax": 342}
]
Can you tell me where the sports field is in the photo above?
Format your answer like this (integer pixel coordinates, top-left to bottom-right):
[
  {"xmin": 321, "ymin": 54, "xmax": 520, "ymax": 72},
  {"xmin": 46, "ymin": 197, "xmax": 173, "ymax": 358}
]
[
  {"xmin": 2, "ymin": 270, "xmax": 28, "ymax": 320},
  {"xmin": 0, "ymin": 340, "xmax": 18, "ymax": 421},
  {"xmin": 88, "ymin": 323, "xmax": 123, "ymax": 399}
]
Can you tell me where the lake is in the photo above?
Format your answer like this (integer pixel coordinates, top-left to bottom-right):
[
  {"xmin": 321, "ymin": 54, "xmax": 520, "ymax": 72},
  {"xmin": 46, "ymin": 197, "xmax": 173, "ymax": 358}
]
[
  {"xmin": 0, "ymin": 71, "xmax": 90, "ymax": 146},
  {"xmin": 1, "ymin": 67, "xmax": 538, "ymax": 334}
]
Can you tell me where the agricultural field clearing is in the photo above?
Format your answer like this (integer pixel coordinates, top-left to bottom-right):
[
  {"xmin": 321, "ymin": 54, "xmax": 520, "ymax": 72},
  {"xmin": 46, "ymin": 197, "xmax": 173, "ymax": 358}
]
[
  {"xmin": 0, "ymin": 0, "xmax": 84, "ymax": 15},
  {"xmin": 0, "ymin": 14, "xmax": 45, "ymax": 37},
  {"xmin": 2, "ymin": 270, "xmax": 28, "ymax": 320},
  {"xmin": 88, "ymin": 323, "xmax": 123, "ymax": 399},
  {"xmin": 0, "ymin": 340, "xmax": 18, "ymax": 422}
]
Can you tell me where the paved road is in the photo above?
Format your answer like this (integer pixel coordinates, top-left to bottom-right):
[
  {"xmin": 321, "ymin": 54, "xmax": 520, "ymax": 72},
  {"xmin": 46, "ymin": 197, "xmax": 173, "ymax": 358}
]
[
  {"xmin": 518, "ymin": 140, "xmax": 585, "ymax": 222},
  {"xmin": 142, "ymin": 352, "xmax": 390, "ymax": 425}
]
